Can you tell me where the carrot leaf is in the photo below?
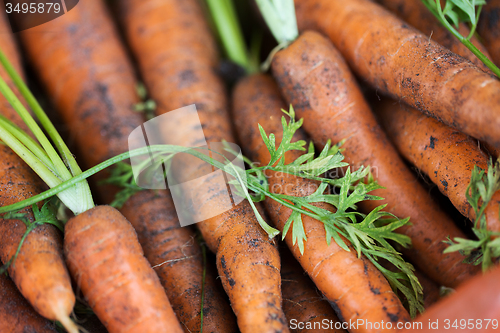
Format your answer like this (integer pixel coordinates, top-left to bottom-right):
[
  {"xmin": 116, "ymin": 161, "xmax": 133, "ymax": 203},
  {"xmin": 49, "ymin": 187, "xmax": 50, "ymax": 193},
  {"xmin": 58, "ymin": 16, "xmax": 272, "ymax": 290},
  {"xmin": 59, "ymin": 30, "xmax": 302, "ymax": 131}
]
[{"xmin": 444, "ymin": 160, "xmax": 500, "ymax": 271}]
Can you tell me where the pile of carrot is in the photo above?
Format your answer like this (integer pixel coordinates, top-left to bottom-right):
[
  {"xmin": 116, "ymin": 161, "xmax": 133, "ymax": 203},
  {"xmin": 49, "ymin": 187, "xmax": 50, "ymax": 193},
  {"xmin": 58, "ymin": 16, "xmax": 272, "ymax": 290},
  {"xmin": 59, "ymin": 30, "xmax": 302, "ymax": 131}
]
[{"xmin": 0, "ymin": 0, "xmax": 498, "ymax": 332}]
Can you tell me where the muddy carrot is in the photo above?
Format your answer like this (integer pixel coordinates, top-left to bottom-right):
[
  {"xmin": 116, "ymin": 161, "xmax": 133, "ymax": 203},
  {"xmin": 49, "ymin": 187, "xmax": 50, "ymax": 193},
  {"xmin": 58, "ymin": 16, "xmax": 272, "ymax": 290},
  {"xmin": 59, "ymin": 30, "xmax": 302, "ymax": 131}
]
[
  {"xmin": 294, "ymin": 0, "xmax": 500, "ymax": 150},
  {"xmin": 0, "ymin": 10, "xmax": 75, "ymax": 332},
  {"xmin": 375, "ymin": 0, "xmax": 492, "ymax": 71},
  {"xmin": 0, "ymin": 271, "xmax": 59, "ymax": 333},
  {"xmin": 373, "ymin": 98, "xmax": 500, "ymax": 233},
  {"xmin": 478, "ymin": 0, "xmax": 500, "ymax": 67},
  {"xmin": 20, "ymin": 0, "xmax": 236, "ymax": 331},
  {"xmin": 232, "ymin": 73, "xmax": 411, "ymax": 333},
  {"xmin": 271, "ymin": 30, "xmax": 480, "ymax": 288},
  {"xmin": 118, "ymin": 0, "xmax": 289, "ymax": 331}
]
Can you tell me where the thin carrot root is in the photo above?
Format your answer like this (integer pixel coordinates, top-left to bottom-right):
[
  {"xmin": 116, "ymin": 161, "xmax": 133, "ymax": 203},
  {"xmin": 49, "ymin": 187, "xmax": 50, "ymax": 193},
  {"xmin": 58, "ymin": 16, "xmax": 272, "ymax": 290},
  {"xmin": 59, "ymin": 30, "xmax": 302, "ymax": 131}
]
[{"xmin": 57, "ymin": 314, "xmax": 80, "ymax": 333}]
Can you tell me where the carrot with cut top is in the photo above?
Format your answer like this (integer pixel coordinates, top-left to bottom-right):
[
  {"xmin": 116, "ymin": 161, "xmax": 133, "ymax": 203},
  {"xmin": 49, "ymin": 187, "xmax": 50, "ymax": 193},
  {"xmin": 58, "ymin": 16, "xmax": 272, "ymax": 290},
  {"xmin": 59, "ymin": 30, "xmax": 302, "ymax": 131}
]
[
  {"xmin": 271, "ymin": 30, "xmax": 480, "ymax": 288},
  {"xmin": 280, "ymin": 248, "xmax": 345, "ymax": 333},
  {"xmin": 375, "ymin": 0, "xmax": 492, "ymax": 72},
  {"xmin": 0, "ymin": 10, "xmax": 76, "ymax": 332},
  {"xmin": 478, "ymin": 0, "xmax": 500, "ymax": 67},
  {"xmin": 373, "ymin": 98, "xmax": 500, "ymax": 233},
  {"xmin": 232, "ymin": 73, "xmax": 411, "ymax": 333},
  {"xmin": 294, "ymin": 0, "xmax": 500, "ymax": 150},
  {"xmin": 20, "ymin": 0, "xmax": 235, "ymax": 331},
  {"xmin": 0, "ymin": 271, "xmax": 59, "ymax": 333},
  {"xmin": 119, "ymin": 0, "xmax": 288, "ymax": 331}
]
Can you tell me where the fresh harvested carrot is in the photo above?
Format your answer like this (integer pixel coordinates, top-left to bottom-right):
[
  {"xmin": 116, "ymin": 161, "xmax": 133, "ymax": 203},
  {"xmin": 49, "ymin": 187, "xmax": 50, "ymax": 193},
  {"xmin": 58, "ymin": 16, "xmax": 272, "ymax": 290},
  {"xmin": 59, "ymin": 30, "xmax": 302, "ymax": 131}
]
[
  {"xmin": 280, "ymin": 248, "xmax": 345, "ymax": 333},
  {"xmin": 375, "ymin": 0, "xmax": 492, "ymax": 72},
  {"xmin": 0, "ymin": 272, "xmax": 58, "ymax": 333},
  {"xmin": 119, "ymin": 1, "xmax": 288, "ymax": 332},
  {"xmin": 64, "ymin": 205, "xmax": 183, "ymax": 333},
  {"xmin": 373, "ymin": 98, "xmax": 500, "ymax": 233},
  {"xmin": 0, "ymin": 10, "xmax": 76, "ymax": 332},
  {"xmin": 120, "ymin": 190, "xmax": 238, "ymax": 332},
  {"xmin": 295, "ymin": 0, "xmax": 500, "ymax": 150},
  {"xmin": 20, "ymin": 0, "xmax": 236, "ymax": 331},
  {"xmin": 478, "ymin": 0, "xmax": 500, "ymax": 67},
  {"xmin": 403, "ymin": 265, "xmax": 500, "ymax": 333},
  {"xmin": 232, "ymin": 73, "xmax": 410, "ymax": 333},
  {"xmin": 271, "ymin": 30, "xmax": 480, "ymax": 288}
]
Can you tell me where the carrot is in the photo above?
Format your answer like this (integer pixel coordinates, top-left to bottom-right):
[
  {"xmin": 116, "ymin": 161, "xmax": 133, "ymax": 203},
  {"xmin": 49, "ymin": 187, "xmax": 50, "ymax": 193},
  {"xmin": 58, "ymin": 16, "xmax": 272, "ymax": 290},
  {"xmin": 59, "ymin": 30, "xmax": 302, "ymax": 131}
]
[
  {"xmin": 120, "ymin": 190, "xmax": 238, "ymax": 332},
  {"xmin": 0, "ymin": 271, "xmax": 58, "ymax": 333},
  {"xmin": 271, "ymin": 30, "xmax": 480, "ymax": 288},
  {"xmin": 232, "ymin": 73, "xmax": 411, "ymax": 332},
  {"xmin": 294, "ymin": 0, "xmax": 500, "ymax": 150},
  {"xmin": 118, "ymin": 0, "xmax": 288, "ymax": 331},
  {"xmin": 20, "ymin": 0, "xmax": 236, "ymax": 331},
  {"xmin": 373, "ymin": 98, "xmax": 500, "ymax": 233},
  {"xmin": 64, "ymin": 205, "xmax": 182, "ymax": 333},
  {"xmin": 0, "ymin": 10, "xmax": 76, "ymax": 332},
  {"xmin": 478, "ymin": 0, "xmax": 500, "ymax": 67},
  {"xmin": 280, "ymin": 247, "xmax": 346, "ymax": 333},
  {"xmin": 402, "ymin": 265, "xmax": 500, "ymax": 333},
  {"xmin": 375, "ymin": 0, "xmax": 492, "ymax": 72}
]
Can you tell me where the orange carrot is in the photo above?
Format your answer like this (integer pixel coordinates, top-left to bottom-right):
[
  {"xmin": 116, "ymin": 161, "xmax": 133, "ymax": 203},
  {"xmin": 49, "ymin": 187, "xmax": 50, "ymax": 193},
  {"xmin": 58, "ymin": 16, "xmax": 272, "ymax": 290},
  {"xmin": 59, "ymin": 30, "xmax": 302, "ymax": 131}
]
[
  {"xmin": 120, "ymin": 190, "xmax": 238, "ymax": 332},
  {"xmin": 0, "ymin": 10, "xmax": 75, "ymax": 331},
  {"xmin": 118, "ymin": 0, "xmax": 289, "ymax": 331},
  {"xmin": 64, "ymin": 205, "xmax": 183, "ymax": 333},
  {"xmin": 295, "ymin": 0, "xmax": 500, "ymax": 150},
  {"xmin": 20, "ymin": 0, "xmax": 236, "ymax": 331},
  {"xmin": 280, "ymin": 248, "xmax": 346, "ymax": 333},
  {"xmin": 232, "ymin": 73, "xmax": 411, "ymax": 333},
  {"xmin": 271, "ymin": 30, "xmax": 480, "ymax": 288},
  {"xmin": 0, "ymin": 272, "xmax": 58, "ymax": 333},
  {"xmin": 403, "ymin": 265, "xmax": 500, "ymax": 333},
  {"xmin": 375, "ymin": 0, "xmax": 492, "ymax": 72},
  {"xmin": 373, "ymin": 98, "xmax": 500, "ymax": 233},
  {"xmin": 478, "ymin": 0, "xmax": 500, "ymax": 67}
]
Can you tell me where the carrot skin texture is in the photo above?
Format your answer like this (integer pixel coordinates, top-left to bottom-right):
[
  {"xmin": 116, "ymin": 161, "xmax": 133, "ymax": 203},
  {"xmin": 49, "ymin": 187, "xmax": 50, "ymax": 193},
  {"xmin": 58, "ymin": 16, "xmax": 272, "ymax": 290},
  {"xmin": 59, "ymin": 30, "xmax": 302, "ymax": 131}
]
[
  {"xmin": 294, "ymin": 0, "xmax": 500, "ymax": 150},
  {"xmin": 374, "ymin": 99, "xmax": 500, "ymax": 233},
  {"xmin": 478, "ymin": 0, "xmax": 500, "ymax": 67},
  {"xmin": 271, "ymin": 31, "xmax": 480, "ymax": 288},
  {"xmin": 403, "ymin": 265, "xmax": 500, "ymax": 333},
  {"xmin": 120, "ymin": 190, "xmax": 238, "ymax": 333},
  {"xmin": 0, "ymin": 273, "xmax": 58, "ymax": 333},
  {"xmin": 64, "ymin": 205, "xmax": 183, "ymax": 333},
  {"xmin": 280, "ymin": 248, "xmax": 346, "ymax": 333},
  {"xmin": 0, "ymin": 11, "xmax": 75, "ymax": 324},
  {"xmin": 232, "ymin": 73, "xmax": 410, "ymax": 333},
  {"xmin": 375, "ymin": 0, "xmax": 492, "ymax": 72},
  {"xmin": 119, "ymin": 0, "xmax": 289, "ymax": 331}
]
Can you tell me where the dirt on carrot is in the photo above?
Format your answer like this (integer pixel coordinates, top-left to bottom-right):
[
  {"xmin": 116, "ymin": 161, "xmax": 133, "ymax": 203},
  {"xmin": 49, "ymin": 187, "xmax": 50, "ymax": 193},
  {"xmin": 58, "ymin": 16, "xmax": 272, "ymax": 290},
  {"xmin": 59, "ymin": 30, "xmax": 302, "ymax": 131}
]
[
  {"xmin": 375, "ymin": 0, "xmax": 492, "ymax": 72},
  {"xmin": 271, "ymin": 30, "xmax": 480, "ymax": 288},
  {"xmin": 232, "ymin": 73, "xmax": 411, "ymax": 333},
  {"xmin": 373, "ymin": 98, "xmax": 500, "ymax": 233},
  {"xmin": 295, "ymin": 0, "xmax": 500, "ymax": 150}
]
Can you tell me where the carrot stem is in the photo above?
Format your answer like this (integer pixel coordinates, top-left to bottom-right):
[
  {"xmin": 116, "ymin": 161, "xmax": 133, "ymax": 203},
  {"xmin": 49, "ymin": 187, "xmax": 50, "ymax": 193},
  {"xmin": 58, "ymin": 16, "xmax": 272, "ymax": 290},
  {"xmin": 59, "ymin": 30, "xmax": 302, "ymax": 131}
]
[{"xmin": 255, "ymin": 0, "xmax": 298, "ymax": 44}]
